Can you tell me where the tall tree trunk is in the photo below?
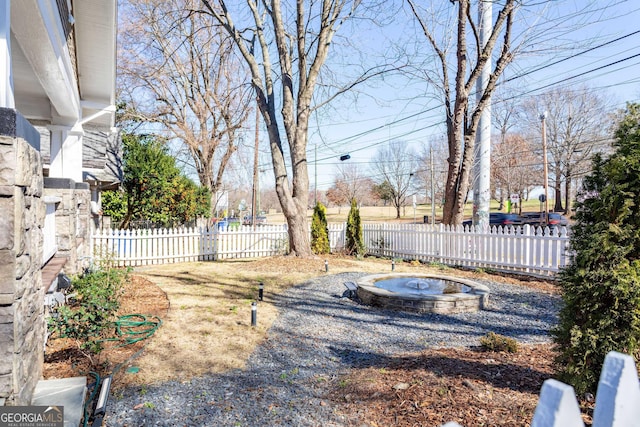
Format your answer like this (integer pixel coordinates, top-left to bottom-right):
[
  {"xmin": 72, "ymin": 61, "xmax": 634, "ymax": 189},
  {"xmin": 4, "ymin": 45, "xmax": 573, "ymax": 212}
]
[
  {"xmin": 564, "ymin": 170, "xmax": 572, "ymax": 214},
  {"xmin": 259, "ymin": 93, "xmax": 311, "ymax": 256},
  {"xmin": 554, "ymin": 165, "xmax": 563, "ymax": 212},
  {"xmin": 201, "ymin": 0, "xmax": 358, "ymax": 256},
  {"xmin": 443, "ymin": 129, "xmax": 476, "ymax": 224},
  {"xmin": 409, "ymin": 0, "xmax": 516, "ymax": 225}
]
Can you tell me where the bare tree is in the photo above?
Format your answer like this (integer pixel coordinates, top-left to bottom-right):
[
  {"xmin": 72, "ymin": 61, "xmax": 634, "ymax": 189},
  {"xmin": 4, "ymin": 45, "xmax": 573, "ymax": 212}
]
[
  {"xmin": 371, "ymin": 141, "xmax": 418, "ymax": 219},
  {"xmin": 521, "ymin": 86, "xmax": 613, "ymax": 214},
  {"xmin": 325, "ymin": 182, "xmax": 349, "ymax": 212},
  {"xmin": 407, "ymin": 1, "xmax": 615, "ymax": 224},
  {"xmin": 407, "ymin": 0, "xmax": 517, "ymax": 224},
  {"xmin": 490, "ymin": 93, "xmax": 539, "ymax": 209},
  {"xmin": 492, "ymin": 92, "xmax": 523, "ymax": 147},
  {"xmin": 260, "ymin": 186, "xmax": 281, "ymax": 213},
  {"xmin": 333, "ymin": 163, "xmax": 371, "ymax": 204},
  {"xmin": 199, "ymin": 0, "xmax": 387, "ymax": 256},
  {"xmin": 118, "ymin": 0, "xmax": 252, "ymax": 213},
  {"xmin": 490, "ymin": 133, "xmax": 538, "ymax": 211},
  {"xmin": 415, "ymin": 137, "xmax": 448, "ymax": 211}
]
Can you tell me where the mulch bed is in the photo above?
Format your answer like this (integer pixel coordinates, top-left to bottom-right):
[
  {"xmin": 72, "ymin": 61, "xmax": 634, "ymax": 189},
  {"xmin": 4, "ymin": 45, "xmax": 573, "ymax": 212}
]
[
  {"xmin": 43, "ymin": 275, "xmax": 170, "ymax": 382},
  {"xmin": 329, "ymin": 345, "xmax": 588, "ymax": 426}
]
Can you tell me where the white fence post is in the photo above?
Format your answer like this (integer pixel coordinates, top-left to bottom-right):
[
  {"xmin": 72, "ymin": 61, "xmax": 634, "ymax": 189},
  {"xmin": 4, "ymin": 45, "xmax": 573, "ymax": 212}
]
[
  {"xmin": 531, "ymin": 379, "xmax": 585, "ymax": 427},
  {"xmin": 213, "ymin": 223, "xmax": 219, "ymax": 261},
  {"xmin": 592, "ymin": 352, "xmax": 640, "ymax": 426}
]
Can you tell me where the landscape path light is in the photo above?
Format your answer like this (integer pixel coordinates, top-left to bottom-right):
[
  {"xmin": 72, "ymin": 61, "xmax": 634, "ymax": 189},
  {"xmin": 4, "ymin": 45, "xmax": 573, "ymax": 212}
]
[{"xmin": 251, "ymin": 301, "xmax": 257, "ymax": 327}]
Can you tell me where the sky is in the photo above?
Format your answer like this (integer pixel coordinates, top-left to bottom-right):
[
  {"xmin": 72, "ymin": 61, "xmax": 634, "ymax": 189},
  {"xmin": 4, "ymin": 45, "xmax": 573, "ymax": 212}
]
[{"xmin": 238, "ymin": 0, "xmax": 640, "ymax": 194}]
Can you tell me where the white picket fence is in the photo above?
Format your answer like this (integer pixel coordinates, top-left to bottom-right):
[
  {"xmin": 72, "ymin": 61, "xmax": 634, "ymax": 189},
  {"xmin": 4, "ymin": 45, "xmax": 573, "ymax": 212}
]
[
  {"xmin": 365, "ymin": 223, "xmax": 570, "ymax": 276},
  {"xmin": 443, "ymin": 351, "xmax": 640, "ymax": 427},
  {"xmin": 91, "ymin": 225, "xmax": 290, "ymax": 266},
  {"xmin": 91, "ymin": 222, "xmax": 570, "ymax": 275}
]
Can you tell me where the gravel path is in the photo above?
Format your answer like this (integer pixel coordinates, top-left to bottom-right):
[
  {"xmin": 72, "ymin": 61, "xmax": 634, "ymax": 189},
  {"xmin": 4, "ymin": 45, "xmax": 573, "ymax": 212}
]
[{"xmin": 106, "ymin": 272, "xmax": 559, "ymax": 427}]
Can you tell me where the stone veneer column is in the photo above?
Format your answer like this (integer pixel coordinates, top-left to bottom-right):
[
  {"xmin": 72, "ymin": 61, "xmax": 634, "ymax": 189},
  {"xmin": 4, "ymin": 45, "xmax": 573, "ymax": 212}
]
[
  {"xmin": 0, "ymin": 108, "xmax": 45, "ymax": 405},
  {"xmin": 42, "ymin": 179, "xmax": 90, "ymax": 275}
]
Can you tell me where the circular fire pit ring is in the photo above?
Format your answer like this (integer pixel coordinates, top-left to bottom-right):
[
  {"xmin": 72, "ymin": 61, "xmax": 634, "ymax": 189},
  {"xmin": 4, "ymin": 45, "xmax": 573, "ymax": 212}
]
[{"xmin": 356, "ymin": 273, "xmax": 489, "ymax": 314}]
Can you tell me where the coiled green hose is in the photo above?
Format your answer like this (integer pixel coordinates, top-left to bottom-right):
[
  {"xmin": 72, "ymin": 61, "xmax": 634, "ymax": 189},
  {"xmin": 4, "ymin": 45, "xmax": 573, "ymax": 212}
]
[{"xmin": 112, "ymin": 314, "xmax": 163, "ymax": 346}]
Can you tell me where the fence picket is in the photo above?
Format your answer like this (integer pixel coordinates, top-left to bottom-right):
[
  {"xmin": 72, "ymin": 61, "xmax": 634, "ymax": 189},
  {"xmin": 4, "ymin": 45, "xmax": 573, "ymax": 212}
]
[
  {"xmin": 592, "ymin": 352, "xmax": 640, "ymax": 426},
  {"xmin": 531, "ymin": 379, "xmax": 585, "ymax": 427}
]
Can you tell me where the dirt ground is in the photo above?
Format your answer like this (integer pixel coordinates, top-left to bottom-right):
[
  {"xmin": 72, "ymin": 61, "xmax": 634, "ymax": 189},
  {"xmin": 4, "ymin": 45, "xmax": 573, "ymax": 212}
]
[
  {"xmin": 330, "ymin": 345, "xmax": 573, "ymax": 426},
  {"xmin": 43, "ymin": 255, "xmax": 594, "ymax": 426}
]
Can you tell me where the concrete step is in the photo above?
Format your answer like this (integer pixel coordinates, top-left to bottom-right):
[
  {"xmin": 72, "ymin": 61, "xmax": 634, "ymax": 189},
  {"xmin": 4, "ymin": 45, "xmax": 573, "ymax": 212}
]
[
  {"xmin": 41, "ymin": 256, "xmax": 68, "ymax": 293},
  {"xmin": 32, "ymin": 376, "xmax": 87, "ymax": 427}
]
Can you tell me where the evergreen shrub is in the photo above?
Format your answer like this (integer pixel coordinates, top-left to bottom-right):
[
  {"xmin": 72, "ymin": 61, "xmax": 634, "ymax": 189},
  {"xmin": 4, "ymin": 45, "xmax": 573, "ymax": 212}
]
[
  {"xmin": 479, "ymin": 332, "xmax": 518, "ymax": 353},
  {"xmin": 552, "ymin": 103, "xmax": 640, "ymax": 395},
  {"xmin": 311, "ymin": 202, "xmax": 330, "ymax": 254},
  {"xmin": 345, "ymin": 198, "xmax": 365, "ymax": 257}
]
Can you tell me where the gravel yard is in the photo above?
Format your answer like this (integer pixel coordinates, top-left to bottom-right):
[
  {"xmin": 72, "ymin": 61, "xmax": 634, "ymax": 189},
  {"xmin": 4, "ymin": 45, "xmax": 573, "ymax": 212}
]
[{"xmin": 105, "ymin": 271, "xmax": 559, "ymax": 427}]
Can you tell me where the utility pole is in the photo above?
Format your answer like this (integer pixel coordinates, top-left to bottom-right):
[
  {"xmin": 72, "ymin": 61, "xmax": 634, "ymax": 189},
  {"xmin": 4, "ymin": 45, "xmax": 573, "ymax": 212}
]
[
  {"xmin": 251, "ymin": 103, "xmax": 259, "ymax": 230},
  {"xmin": 314, "ymin": 143, "xmax": 317, "ymax": 206},
  {"xmin": 473, "ymin": 0, "xmax": 492, "ymax": 229},
  {"xmin": 430, "ymin": 146, "xmax": 435, "ymax": 225},
  {"xmin": 541, "ymin": 112, "xmax": 549, "ymax": 224}
]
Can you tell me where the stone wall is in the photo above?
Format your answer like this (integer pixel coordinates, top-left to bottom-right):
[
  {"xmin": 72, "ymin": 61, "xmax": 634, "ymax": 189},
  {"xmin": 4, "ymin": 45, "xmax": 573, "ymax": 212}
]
[
  {"xmin": 0, "ymin": 109, "xmax": 45, "ymax": 406},
  {"xmin": 43, "ymin": 179, "xmax": 90, "ymax": 276}
]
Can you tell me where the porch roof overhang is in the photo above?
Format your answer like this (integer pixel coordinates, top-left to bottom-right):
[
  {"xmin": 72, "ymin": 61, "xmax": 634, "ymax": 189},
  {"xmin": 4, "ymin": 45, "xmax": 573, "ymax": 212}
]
[
  {"xmin": 74, "ymin": 0, "xmax": 117, "ymax": 129},
  {"xmin": 10, "ymin": 0, "xmax": 117, "ymax": 129}
]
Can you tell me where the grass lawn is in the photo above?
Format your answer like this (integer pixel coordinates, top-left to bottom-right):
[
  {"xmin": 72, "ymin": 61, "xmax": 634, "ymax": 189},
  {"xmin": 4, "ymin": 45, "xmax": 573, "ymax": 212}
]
[{"xmin": 264, "ymin": 199, "xmax": 549, "ymax": 225}]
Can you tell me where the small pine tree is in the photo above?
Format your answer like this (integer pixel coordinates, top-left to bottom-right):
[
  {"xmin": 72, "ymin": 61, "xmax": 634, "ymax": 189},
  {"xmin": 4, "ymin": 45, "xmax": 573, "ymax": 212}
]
[
  {"xmin": 311, "ymin": 202, "xmax": 330, "ymax": 254},
  {"xmin": 552, "ymin": 103, "xmax": 640, "ymax": 395},
  {"xmin": 345, "ymin": 198, "xmax": 365, "ymax": 257}
]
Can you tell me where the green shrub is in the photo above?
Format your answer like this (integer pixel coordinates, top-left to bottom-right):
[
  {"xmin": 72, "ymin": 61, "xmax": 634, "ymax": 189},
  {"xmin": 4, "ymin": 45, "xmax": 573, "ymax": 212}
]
[
  {"xmin": 479, "ymin": 332, "xmax": 518, "ymax": 353},
  {"xmin": 311, "ymin": 202, "xmax": 330, "ymax": 255},
  {"xmin": 48, "ymin": 266, "xmax": 128, "ymax": 353},
  {"xmin": 345, "ymin": 198, "xmax": 365, "ymax": 257},
  {"xmin": 552, "ymin": 103, "xmax": 640, "ymax": 395}
]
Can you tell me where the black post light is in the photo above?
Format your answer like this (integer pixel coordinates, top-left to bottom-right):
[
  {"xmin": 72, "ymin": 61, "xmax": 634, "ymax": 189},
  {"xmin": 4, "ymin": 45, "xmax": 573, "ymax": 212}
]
[{"xmin": 251, "ymin": 301, "xmax": 257, "ymax": 327}]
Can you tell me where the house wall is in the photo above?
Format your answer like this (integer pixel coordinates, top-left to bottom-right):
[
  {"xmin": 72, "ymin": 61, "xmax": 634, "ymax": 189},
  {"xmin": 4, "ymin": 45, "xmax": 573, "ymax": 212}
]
[{"xmin": 0, "ymin": 108, "xmax": 45, "ymax": 405}]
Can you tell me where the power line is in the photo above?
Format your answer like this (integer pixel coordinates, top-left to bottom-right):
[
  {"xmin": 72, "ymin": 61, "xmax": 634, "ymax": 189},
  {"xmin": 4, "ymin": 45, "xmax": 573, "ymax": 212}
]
[
  {"xmin": 514, "ymin": 52, "xmax": 640, "ymax": 98},
  {"xmin": 504, "ymin": 29, "xmax": 640, "ymax": 83},
  {"xmin": 311, "ymin": 56, "xmax": 639, "ymax": 163}
]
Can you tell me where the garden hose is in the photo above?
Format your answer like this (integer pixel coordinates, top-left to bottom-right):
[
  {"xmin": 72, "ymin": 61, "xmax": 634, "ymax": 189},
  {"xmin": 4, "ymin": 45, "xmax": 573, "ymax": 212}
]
[
  {"xmin": 75, "ymin": 315, "xmax": 161, "ymax": 425},
  {"xmin": 83, "ymin": 371, "xmax": 101, "ymax": 427},
  {"xmin": 112, "ymin": 314, "xmax": 162, "ymax": 346}
]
